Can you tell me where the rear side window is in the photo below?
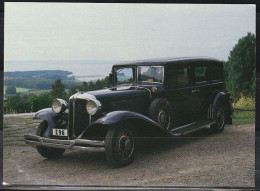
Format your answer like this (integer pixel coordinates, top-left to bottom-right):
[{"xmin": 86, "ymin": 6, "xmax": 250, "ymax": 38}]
[
  {"xmin": 194, "ymin": 66, "xmax": 207, "ymax": 84},
  {"xmin": 167, "ymin": 66, "xmax": 189, "ymax": 88},
  {"xmin": 209, "ymin": 63, "xmax": 222, "ymax": 82}
]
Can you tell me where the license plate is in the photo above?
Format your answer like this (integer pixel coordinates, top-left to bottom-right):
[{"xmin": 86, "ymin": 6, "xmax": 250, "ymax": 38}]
[{"xmin": 52, "ymin": 129, "xmax": 68, "ymax": 136}]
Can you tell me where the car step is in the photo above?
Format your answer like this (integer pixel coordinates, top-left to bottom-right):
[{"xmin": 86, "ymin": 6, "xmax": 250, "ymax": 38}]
[{"xmin": 170, "ymin": 120, "xmax": 215, "ymax": 136}]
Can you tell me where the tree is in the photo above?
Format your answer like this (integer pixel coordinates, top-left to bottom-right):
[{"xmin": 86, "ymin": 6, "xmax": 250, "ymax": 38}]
[
  {"xmin": 5, "ymin": 94, "xmax": 31, "ymax": 113},
  {"xmin": 6, "ymin": 86, "xmax": 16, "ymax": 94},
  {"xmin": 27, "ymin": 92, "xmax": 53, "ymax": 112},
  {"xmin": 225, "ymin": 32, "xmax": 255, "ymax": 100},
  {"xmin": 51, "ymin": 79, "xmax": 65, "ymax": 98},
  {"xmin": 68, "ymin": 85, "xmax": 81, "ymax": 96}
]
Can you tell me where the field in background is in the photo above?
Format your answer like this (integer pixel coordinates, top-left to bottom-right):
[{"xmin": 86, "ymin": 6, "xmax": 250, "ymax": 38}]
[
  {"xmin": 20, "ymin": 89, "xmax": 51, "ymax": 96},
  {"xmin": 4, "ymin": 86, "xmax": 52, "ymax": 96},
  {"xmin": 4, "ymin": 86, "xmax": 31, "ymax": 94}
]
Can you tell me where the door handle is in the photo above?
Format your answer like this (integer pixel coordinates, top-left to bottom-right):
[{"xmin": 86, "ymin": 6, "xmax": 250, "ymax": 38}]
[{"xmin": 191, "ymin": 89, "xmax": 200, "ymax": 93}]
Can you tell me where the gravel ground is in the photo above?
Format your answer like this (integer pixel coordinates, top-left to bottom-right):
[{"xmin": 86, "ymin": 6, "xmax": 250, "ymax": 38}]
[{"xmin": 3, "ymin": 113, "xmax": 255, "ymax": 187}]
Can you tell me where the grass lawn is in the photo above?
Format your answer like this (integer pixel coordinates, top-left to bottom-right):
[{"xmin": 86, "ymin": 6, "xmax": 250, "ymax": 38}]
[
  {"xmin": 232, "ymin": 96, "xmax": 255, "ymax": 125},
  {"xmin": 232, "ymin": 110, "xmax": 255, "ymax": 125}
]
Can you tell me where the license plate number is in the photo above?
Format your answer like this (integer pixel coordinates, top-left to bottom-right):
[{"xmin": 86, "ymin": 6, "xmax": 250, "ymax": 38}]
[{"xmin": 52, "ymin": 129, "xmax": 68, "ymax": 136}]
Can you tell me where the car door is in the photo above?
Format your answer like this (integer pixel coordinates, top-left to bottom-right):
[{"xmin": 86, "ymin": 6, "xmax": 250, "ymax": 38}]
[
  {"xmin": 190, "ymin": 63, "xmax": 211, "ymax": 121},
  {"xmin": 165, "ymin": 64, "xmax": 194, "ymax": 127}
]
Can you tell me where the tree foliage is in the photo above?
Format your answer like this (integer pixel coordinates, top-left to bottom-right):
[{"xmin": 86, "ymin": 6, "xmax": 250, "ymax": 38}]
[
  {"xmin": 225, "ymin": 32, "xmax": 255, "ymax": 100},
  {"xmin": 5, "ymin": 86, "xmax": 16, "ymax": 94},
  {"xmin": 4, "ymin": 76, "xmax": 112, "ymax": 114},
  {"xmin": 4, "ymin": 94, "xmax": 30, "ymax": 113},
  {"xmin": 51, "ymin": 79, "xmax": 65, "ymax": 98}
]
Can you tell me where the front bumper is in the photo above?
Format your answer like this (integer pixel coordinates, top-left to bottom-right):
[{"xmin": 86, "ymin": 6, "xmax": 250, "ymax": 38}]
[{"xmin": 24, "ymin": 134, "xmax": 105, "ymax": 152}]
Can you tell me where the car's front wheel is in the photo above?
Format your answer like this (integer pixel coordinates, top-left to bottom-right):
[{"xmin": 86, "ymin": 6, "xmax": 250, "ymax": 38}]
[
  {"xmin": 36, "ymin": 121, "xmax": 65, "ymax": 159},
  {"xmin": 210, "ymin": 105, "xmax": 225, "ymax": 133},
  {"xmin": 105, "ymin": 125, "xmax": 135, "ymax": 167}
]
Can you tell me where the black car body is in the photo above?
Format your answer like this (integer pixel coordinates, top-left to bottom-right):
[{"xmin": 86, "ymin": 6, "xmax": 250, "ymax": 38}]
[{"xmin": 25, "ymin": 57, "xmax": 233, "ymax": 166}]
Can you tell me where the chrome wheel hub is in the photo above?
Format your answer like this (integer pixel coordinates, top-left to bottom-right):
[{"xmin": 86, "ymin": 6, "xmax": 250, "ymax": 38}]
[
  {"xmin": 119, "ymin": 136, "xmax": 132, "ymax": 151},
  {"xmin": 158, "ymin": 109, "xmax": 170, "ymax": 129},
  {"xmin": 116, "ymin": 129, "xmax": 134, "ymax": 160}
]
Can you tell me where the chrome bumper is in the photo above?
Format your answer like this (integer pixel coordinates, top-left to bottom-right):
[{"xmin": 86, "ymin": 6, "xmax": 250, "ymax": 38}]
[{"xmin": 24, "ymin": 134, "xmax": 105, "ymax": 152}]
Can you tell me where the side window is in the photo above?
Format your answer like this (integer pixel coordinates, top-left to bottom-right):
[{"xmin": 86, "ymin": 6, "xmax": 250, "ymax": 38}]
[
  {"xmin": 209, "ymin": 63, "xmax": 222, "ymax": 82},
  {"xmin": 167, "ymin": 66, "xmax": 189, "ymax": 88},
  {"xmin": 194, "ymin": 66, "xmax": 208, "ymax": 84}
]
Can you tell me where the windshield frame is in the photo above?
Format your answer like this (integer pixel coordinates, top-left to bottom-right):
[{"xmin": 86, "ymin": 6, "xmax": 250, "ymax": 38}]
[
  {"xmin": 113, "ymin": 66, "xmax": 137, "ymax": 85},
  {"xmin": 137, "ymin": 65, "xmax": 164, "ymax": 84}
]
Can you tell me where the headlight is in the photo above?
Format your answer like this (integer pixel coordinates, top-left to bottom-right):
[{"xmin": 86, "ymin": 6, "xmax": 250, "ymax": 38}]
[
  {"xmin": 52, "ymin": 98, "xmax": 67, "ymax": 114},
  {"xmin": 86, "ymin": 99, "xmax": 101, "ymax": 115}
]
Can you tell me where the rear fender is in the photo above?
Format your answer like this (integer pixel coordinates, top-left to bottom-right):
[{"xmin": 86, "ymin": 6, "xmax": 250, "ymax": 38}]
[
  {"xmin": 78, "ymin": 111, "xmax": 168, "ymax": 139},
  {"xmin": 34, "ymin": 108, "xmax": 68, "ymax": 137}
]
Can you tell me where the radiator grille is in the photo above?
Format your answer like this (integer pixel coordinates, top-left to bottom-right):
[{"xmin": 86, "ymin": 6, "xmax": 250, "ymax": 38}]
[{"xmin": 69, "ymin": 99, "xmax": 89, "ymax": 137}]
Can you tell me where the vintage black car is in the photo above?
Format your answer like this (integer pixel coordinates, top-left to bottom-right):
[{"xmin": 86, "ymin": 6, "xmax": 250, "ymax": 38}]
[{"xmin": 25, "ymin": 57, "xmax": 233, "ymax": 166}]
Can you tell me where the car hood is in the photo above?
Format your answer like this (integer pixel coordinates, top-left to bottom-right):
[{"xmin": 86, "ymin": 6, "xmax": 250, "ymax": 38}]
[{"xmin": 70, "ymin": 86, "xmax": 151, "ymax": 102}]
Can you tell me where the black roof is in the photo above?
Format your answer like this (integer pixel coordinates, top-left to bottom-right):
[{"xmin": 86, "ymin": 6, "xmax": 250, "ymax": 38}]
[{"xmin": 113, "ymin": 57, "xmax": 221, "ymax": 67}]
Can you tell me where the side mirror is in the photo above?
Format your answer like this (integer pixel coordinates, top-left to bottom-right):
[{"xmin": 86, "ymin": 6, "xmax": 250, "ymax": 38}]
[{"xmin": 109, "ymin": 73, "xmax": 113, "ymax": 84}]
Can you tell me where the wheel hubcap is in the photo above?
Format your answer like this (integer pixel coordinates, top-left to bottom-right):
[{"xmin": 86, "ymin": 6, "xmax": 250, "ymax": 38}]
[
  {"xmin": 119, "ymin": 136, "xmax": 132, "ymax": 151},
  {"xmin": 158, "ymin": 109, "xmax": 170, "ymax": 129},
  {"xmin": 116, "ymin": 130, "xmax": 134, "ymax": 160}
]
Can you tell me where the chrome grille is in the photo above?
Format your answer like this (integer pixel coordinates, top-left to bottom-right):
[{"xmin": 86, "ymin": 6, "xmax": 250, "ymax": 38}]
[{"xmin": 69, "ymin": 99, "xmax": 89, "ymax": 137}]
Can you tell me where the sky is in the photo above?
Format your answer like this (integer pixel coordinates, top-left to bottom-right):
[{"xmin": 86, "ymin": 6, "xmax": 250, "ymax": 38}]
[{"xmin": 4, "ymin": 3, "xmax": 255, "ymax": 62}]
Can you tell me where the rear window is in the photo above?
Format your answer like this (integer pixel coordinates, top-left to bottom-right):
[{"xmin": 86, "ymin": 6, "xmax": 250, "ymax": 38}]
[
  {"xmin": 194, "ymin": 66, "xmax": 207, "ymax": 84},
  {"xmin": 167, "ymin": 66, "xmax": 189, "ymax": 88}
]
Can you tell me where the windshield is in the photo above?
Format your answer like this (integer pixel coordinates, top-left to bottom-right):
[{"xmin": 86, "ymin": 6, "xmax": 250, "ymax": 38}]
[
  {"xmin": 115, "ymin": 67, "xmax": 135, "ymax": 85},
  {"xmin": 138, "ymin": 66, "xmax": 164, "ymax": 83}
]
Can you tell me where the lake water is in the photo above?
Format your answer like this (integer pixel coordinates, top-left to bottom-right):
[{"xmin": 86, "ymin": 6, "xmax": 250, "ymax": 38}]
[{"xmin": 4, "ymin": 60, "xmax": 121, "ymax": 81}]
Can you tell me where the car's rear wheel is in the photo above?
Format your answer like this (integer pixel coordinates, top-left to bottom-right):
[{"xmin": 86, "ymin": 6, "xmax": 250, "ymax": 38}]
[
  {"xmin": 148, "ymin": 98, "xmax": 173, "ymax": 130},
  {"xmin": 210, "ymin": 105, "xmax": 225, "ymax": 133},
  {"xmin": 36, "ymin": 121, "xmax": 65, "ymax": 158},
  {"xmin": 105, "ymin": 125, "xmax": 135, "ymax": 167}
]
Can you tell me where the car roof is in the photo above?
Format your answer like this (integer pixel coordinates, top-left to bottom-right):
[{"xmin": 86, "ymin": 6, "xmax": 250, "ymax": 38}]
[{"xmin": 113, "ymin": 56, "xmax": 221, "ymax": 67}]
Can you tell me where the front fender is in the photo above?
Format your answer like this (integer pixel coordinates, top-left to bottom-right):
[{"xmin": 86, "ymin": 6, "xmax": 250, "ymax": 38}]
[
  {"xmin": 34, "ymin": 108, "xmax": 68, "ymax": 137},
  {"xmin": 78, "ymin": 111, "xmax": 168, "ymax": 139},
  {"xmin": 34, "ymin": 108, "xmax": 57, "ymax": 128}
]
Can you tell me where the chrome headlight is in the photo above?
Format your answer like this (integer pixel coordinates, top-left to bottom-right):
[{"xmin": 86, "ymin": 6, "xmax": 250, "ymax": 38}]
[
  {"xmin": 52, "ymin": 98, "xmax": 67, "ymax": 114},
  {"xmin": 86, "ymin": 99, "xmax": 101, "ymax": 115}
]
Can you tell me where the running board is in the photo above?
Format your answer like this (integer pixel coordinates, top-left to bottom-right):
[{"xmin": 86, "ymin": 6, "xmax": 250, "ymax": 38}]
[{"xmin": 170, "ymin": 120, "xmax": 216, "ymax": 136}]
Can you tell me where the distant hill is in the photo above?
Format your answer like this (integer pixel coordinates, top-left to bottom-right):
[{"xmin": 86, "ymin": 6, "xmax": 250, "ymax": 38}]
[
  {"xmin": 5, "ymin": 70, "xmax": 73, "ymax": 80},
  {"xmin": 4, "ymin": 70, "xmax": 79, "ymax": 90}
]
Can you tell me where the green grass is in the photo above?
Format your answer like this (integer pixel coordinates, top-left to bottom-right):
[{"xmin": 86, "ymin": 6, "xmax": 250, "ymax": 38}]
[
  {"xmin": 16, "ymin": 89, "xmax": 51, "ymax": 95},
  {"xmin": 4, "ymin": 86, "xmax": 31, "ymax": 94},
  {"xmin": 4, "ymin": 86, "xmax": 52, "ymax": 95},
  {"xmin": 232, "ymin": 110, "xmax": 255, "ymax": 125}
]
